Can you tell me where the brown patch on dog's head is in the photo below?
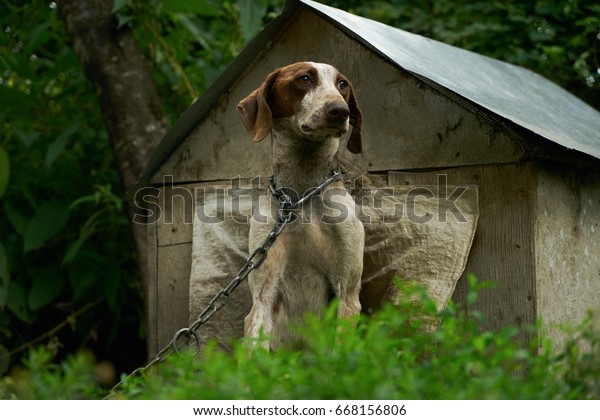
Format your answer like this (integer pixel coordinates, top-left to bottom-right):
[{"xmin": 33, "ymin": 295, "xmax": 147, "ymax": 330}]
[
  {"xmin": 237, "ymin": 62, "xmax": 320, "ymax": 142},
  {"xmin": 236, "ymin": 72, "xmax": 276, "ymax": 142},
  {"xmin": 237, "ymin": 62, "xmax": 363, "ymax": 154}
]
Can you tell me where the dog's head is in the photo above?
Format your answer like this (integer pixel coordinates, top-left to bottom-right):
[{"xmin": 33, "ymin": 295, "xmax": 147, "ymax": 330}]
[{"xmin": 237, "ymin": 62, "xmax": 363, "ymax": 154}]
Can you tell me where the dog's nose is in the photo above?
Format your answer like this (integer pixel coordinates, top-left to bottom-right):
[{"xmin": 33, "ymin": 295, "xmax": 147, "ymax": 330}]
[{"xmin": 326, "ymin": 102, "xmax": 350, "ymax": 122}]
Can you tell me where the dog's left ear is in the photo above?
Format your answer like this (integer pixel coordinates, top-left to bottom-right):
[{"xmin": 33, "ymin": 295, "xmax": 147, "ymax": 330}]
[
  {"xmin": 346, "ymin": 83, "xmax": 363, "ymax": 154},
  {"xmin": 237, "ymin": 70, "xmax": 279, "ymax": 142}
]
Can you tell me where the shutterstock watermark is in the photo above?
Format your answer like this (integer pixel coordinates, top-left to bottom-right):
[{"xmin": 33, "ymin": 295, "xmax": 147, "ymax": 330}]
[{"xmin": 132, "ymin": 174, "xmax": 472, "ymax": 226}]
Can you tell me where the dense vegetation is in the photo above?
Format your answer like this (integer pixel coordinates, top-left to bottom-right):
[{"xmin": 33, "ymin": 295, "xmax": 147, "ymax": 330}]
[
  {"xmin": 0, "ymin": 0, "xmax": 598, "ymax": 391},
  {"xmin": 2, "ymin": 280, "xmax": 599, "ymax": 399}
]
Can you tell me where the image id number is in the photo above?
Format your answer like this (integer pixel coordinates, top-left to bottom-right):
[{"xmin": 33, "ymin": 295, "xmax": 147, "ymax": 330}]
[{"xmin": 334, "ymin": 404, "xmax": 406, "ymax": 416}]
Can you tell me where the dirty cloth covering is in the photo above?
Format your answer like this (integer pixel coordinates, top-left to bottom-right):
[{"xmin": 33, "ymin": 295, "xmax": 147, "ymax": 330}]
[{"xmin": 189, "ymin": 175, "xmax": 478, "ymax": 348}]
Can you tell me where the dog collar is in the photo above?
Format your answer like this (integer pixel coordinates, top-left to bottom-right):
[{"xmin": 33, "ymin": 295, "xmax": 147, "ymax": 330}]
[{"xmin": 269, "ymin": 170, "xmax": 342, "ymax": 209}]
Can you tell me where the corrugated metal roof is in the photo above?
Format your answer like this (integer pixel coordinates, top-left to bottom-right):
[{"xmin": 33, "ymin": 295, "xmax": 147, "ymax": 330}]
[
  {"xmin": 135, "ymin": 0, "xmax": 599, "ymax": 190},
  {"xmin": 302, "ymin": 0, "xmax": 600, "ymax": 160}
]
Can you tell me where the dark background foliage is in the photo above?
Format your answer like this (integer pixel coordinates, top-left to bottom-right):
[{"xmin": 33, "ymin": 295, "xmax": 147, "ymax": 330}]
[{"xmin": 0, "ymin": 0, "xmax": 598, "ymax": 378}]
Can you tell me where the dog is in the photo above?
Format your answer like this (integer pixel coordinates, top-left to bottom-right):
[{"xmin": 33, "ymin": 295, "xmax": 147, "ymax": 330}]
[{"xmin": 237, "ymin": 62, "xmax": 364, "ymax": 350}]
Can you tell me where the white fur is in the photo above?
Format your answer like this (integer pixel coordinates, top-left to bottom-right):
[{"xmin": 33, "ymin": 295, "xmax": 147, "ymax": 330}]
[{"xmin": 294, "ymin": 62, "xmax": 350, "ymax": 138}]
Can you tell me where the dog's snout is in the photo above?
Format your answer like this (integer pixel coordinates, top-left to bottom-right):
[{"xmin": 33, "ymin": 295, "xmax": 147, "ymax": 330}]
[{"xmin": 326, "ymin": 102, "xmax": 350, "ymax": 122}]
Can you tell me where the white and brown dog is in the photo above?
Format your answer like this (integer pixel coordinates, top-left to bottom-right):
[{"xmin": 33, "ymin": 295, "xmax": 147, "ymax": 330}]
[{"xmin": 237, "ymin": 62, "xmax": 364, "ymax": 349}]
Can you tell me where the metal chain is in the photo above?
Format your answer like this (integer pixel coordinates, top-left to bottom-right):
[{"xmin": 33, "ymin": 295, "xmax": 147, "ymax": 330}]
[{"xmin": 107, "ymin": 170, "xmax": 341, "ymax": 396}]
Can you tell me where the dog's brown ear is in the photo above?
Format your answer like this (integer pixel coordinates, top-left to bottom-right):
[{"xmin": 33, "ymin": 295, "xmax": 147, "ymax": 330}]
[
  {"xmin": 346, "ymin": 83, "xmax": 363, "ymax": 154},
  {"xmin": 237, "ymin": 71, "xmax": 278, "ymax": 142}
]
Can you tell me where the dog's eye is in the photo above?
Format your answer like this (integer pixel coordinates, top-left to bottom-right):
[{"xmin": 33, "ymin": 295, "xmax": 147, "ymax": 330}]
[
  {"xmin": 337, "ymin": 80, "xmax": 349, "ymax": 91},
  {"xmin": 298, "ymin": 75, "xmax": 312, "ymax": 85}
]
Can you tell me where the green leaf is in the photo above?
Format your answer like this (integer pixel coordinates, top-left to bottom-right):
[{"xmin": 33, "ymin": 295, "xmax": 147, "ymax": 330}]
[
  {"xmin": 162, "ymin": 0, "xmax": 221, "ymax": 16},
  {"xmin": 72, "ymin": 271, "xmax": 99, "ymax": 303},
  {"xmin": 111, "ymin": 0, "xmax": 132, "ymax": 13},
  {"xmin": 4, "ymin": 199, "xmax": 31, "ymax": 237},
  {"xmin": 28, "ymin": 266, "xmax": 65, "ymax": 311},
  {"xmin": 0, "ymin": 146, "xmax": 8, "ymax": 199},
  {"xmin": 176, "ymin": 13, "xmax": 211, "ymax": 50},
  {"xmin": 62, "ymin": 210, "xmax": 101, "ymax": 265},
  {"xmin": 63, "ymin": 236, "xmax": 86, "ymax": 266},
  {"xmin": 67, "ymin": 252, "xmax": 102, "ymax": 303},
  {"xmin": 116, "ymin": 14, "xmax": 134, "ymax": 29},
  {"xmin": 0, "ymin": 243, "xmax": 8, "ymax": 310},
  {"xmin": 15, "ymin": 129, "xmax": 40, "ymax": 148},
  {"xmin": 24, "ymin": 200, "xmax": 70, "ymax": 252},
  {"xmin": 23, "ymin": 21, "xmax": 51, "ymax": 55},
  {"xmin": 239, "ymin": 0, "xmax": 267, "ymax": 42},
  {"xmin": 45, "ymin": 122, "xmax": 79, "ymax": 167},
  {"xmin": 112, "ymin": 0, "xmax": 134, "ymax": 29},
  {"xmin": 6, "ymin": 282, "xmax": 33, "ymax": 323}
]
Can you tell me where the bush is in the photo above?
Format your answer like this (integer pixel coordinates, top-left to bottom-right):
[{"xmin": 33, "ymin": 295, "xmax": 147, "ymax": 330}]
[{"xmin": 1, "ymin": 277, "xmax": 598, "ymax": 400}]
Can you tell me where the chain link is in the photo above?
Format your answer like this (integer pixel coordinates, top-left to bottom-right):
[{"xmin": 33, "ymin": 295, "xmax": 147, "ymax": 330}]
[{"xmin": 106, "ymin": 170, "xmax": 341, "ymax": 397}]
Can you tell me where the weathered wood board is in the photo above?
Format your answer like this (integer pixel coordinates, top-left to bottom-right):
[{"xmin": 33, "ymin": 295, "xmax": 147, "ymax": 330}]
[
  {"xmin": 390, "ymin": 163, "xmax": 538, "ymax": 345},
  {"xmin": 534, "ymin": 163, "xmax": 600, "ymax": 348},
  {"xmin": 152, "ymin": 9, "xmax": 523, "ymax": 186}
]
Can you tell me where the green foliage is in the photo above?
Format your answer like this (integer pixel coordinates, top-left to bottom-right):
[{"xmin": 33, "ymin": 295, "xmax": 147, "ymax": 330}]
[
  {"xmin": 0, "ymin": 346, "xmax": 102, "ymax": 400},
  {"xmin": 0, "ymin": 1, "xmax": 143, "ymax": 373},
  {"xmin": 114, "ymin": 0, "xmax": 284, "ymax": 117},
  {"xmin": 558, "ymin": 313, "xmax": 600, "ymax": 398},
  {"xmin": 0, "ymin": 0, "xmax": 282, "ymax": 376},
  {"xmin": 2, "ymin": 280, "xmax": 599, "ymax": 400}
]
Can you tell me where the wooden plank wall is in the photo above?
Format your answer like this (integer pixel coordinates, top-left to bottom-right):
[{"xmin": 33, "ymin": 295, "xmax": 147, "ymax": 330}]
[
  {"xmin": 146, "ymin": 184, "xmax": 194, "ymax": 355},
  {"xmin": 147, "ymin": 162, "xmax": 540, "ymax": 355},
  {"xmin": 390, "ymin": 162, "xmax": 538, "ymax": 345},
  {"xmin": 535, "ymin": 162, "xmax": 600, "ymax": 349}
]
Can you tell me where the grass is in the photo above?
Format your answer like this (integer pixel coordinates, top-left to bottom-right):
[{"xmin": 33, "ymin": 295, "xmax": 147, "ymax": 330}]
[{"xmin": 1, "ymin": 277, "xmax": 599, "ymax": 399}]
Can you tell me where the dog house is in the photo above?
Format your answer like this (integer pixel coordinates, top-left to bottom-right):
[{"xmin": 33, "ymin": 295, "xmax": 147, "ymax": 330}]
[{"xmin": 135, "ymin": 0, "xmax": 600, "ymax": 356}]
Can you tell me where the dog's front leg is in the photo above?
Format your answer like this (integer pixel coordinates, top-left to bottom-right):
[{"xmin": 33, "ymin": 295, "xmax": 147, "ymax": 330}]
[
  {"xmin": 244, "ymin": 263, "xmax": 279, "ymax": 349},
  {"xmin": 244, "ymin": 219, "xmax": 287, "ymax": 350},
  {"xmin": 336, "ymin": 265, "xmax": 362, "ymax": 326},
  {"xmin": 333, "ymin": 213, "xmax": 364, "ymax": 323}
]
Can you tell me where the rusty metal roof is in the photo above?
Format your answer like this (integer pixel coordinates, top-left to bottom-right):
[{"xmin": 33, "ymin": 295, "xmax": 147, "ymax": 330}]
[{"xmin": 135, "ymin": 0, "xmax": 600, "ymax": 190}]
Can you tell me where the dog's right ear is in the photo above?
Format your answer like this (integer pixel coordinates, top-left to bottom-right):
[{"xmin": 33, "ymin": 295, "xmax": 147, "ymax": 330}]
[{"xmin": 237, "ymin": 70, "xmax": 279, "ymax": 142}]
